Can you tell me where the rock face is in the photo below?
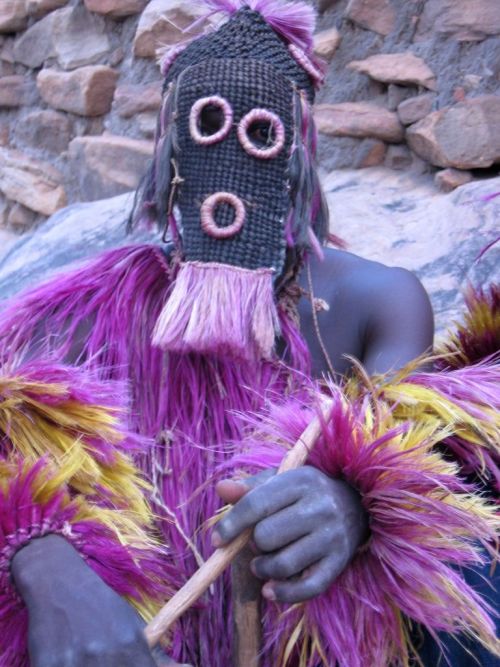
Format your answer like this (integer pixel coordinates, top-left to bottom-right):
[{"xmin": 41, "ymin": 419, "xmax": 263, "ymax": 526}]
[
  {"xmin": 435, "ymin": 168, "xmax": 473, "ymax": 193},
  {"xmin": 321, "ymin": 168, "xmax": 500, "ymax": 334},
  {"xmin": 407, "ymin": 96, "xmax": 500, "ymax": 169},
  {"xmin": 384, "ymin": 144, "xmax": 413, "ymax": 171},
  {"xmin": 7, "ymin": 202, "xmax": 37, "ymax": 232},
  {"xmin": 348, "ymin": 53, "xmax": 437, "ymax": 90},
  {"xmin": 0, "ymin": 76, "xmax": 36, "ymax": 109},
  {"xmin": 13, "ymin": 13, "xmax": 56, "ymax": 69},
  {"xmin": 416, "ymin": 0, "xmax": 500, "ymax": 41},
  {"xmin": 344, "ymin": 0, "xmax": 396, "ymax": 36},
  {"xmin": 13, "ymin": 110, "xmax": 72, "ymax": 155},
  {"xmin": 133, "ymin": 0, "xmax": 203, "ymax": 58},
  {"xmin": 69, "ymin": 135, "xmax": 154, "ymax": 200},
  {"xmin": 1, "ymin": 171, "xmax": 498, "ymax": 338},
  {"xmin": 113, "ymin": 83, "xmax": 162, "ymax": 118},
  {"xmin": 0, "ymin": 1, "xmax": 28, "ymax": 33},
  {"xmin": 397, "ymin": 93, "xmax": 435, "ymax": 126},
  {"xmin": 313, "ymin": 27, "xmax": 342, "ymax": 61},
  {"xmin": 353, "ymin": 139, "xmax": 387, "ymax": 168},
  {"xmin": 37, "ymin": 66, "xmax": 119, "ymax": 117},
  {"xmin": 84, "ymin": 0, "xmax": 148, "ymax": 18},
  {"xmin": 0, "ymin": 193, "xmax": 157, "ymax": 300},
  {"xmin": 26, "ymin": 0, "xmax": 69, "ymax": 17},
  {"xmin": 14, "ymin": 6, "xmax": 110, "ymax": 70},
  {"xmin": 0, "ymin": 148, "xmax": 66, "ymax": 216},
  {"xmin": 1, "ymin": 0, "xmax": 499, "ymax": 230},
  {"xmin": 315, "ymin": 102, "xmax": 404, "ymax": 143}
]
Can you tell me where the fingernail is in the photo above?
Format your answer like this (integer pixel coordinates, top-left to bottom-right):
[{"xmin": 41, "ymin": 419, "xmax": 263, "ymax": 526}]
[
  {"xmin": 262, "ymin": 584, "xmax": 276, "ymax": 601},
  {"xmin": 211, "ymin": 532, "xmax": 222, "ymax": 548}
]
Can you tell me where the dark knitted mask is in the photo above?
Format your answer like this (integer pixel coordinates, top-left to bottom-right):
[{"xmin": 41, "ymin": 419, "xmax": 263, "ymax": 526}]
[
  {"xmin": 175, "ymin": 58, "xmax": 294, "ymax": 275},
  {"xmin": 131, "ymin": 2, "xmax": 328, "ymax": 360}
]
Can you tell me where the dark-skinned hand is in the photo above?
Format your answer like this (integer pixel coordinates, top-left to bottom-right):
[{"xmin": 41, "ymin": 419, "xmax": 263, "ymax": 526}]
[
  {"xmin": 11, "ymin": 534, "xmax": 191, "ymax": 667},
  {"xmin": 213, "ymin": 466, "xmax": 368, "ymax": 604}
]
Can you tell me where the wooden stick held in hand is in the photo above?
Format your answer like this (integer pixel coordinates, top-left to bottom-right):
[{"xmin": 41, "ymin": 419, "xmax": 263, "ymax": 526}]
[{"xmin": 145, "ymin": 402, "xmax": 330, "ymax": 648}]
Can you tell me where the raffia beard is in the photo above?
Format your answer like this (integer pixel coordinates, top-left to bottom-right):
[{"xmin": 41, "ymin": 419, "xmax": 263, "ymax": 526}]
[{"xmin": 152, "ymin": 261, "xmax": 280, "ymax": 361}]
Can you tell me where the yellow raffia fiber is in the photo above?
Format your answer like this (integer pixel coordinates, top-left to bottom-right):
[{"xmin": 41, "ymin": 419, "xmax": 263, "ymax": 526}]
[
  {"xmin": 277, "ymin": 364, "xmax": 500, "ymax": 665},
  {"xmin": 0, "ymin": 372, "xmax": 166, "ymax": 620},
  {"xmin": 0, "ymin": 374, "xmax": 151, "ymax": 522},
  {"xmin": 0, "ymin": 455, "xmax": 163, "ymax": 621},
  {"xmin": 344, "ymin": 359, "xmax": 499, "ymax": 470},
  {"xmin": 436, "ymin": 286, "xmax": 500, "ymax": 367}
]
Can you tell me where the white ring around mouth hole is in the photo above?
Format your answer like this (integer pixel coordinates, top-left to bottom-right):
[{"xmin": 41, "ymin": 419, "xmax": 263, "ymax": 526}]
[{"xmin": 200, "ymin": 192, "xmax": 246, "ymax": 239}]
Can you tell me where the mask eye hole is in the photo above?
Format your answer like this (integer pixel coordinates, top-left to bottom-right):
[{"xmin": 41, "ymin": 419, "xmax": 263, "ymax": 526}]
[
  {"xmin": 238, "ymin": 109, "xmax": 285, "ymax": 159},
  {"xmin": 247, "ymin": 119, "xmax": 274, "ymax": 147},
  {"xmin": 200, "ymin": 104, "xmax": 225, "ymax": 136},
  {"xmin": 190, "ymin": 96, "xmax": 233, "ymax": 145}
]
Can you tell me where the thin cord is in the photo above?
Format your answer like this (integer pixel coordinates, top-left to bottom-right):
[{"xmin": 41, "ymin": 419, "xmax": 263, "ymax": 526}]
[{"xmin": 306, "ymin": 260, "xmax": 336, "ymax": 379}]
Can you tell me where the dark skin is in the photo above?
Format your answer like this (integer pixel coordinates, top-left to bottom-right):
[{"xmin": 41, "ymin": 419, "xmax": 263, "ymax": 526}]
[{"xmin": 11, "ymin": 248, "xmax": 434, "ymax": 663}]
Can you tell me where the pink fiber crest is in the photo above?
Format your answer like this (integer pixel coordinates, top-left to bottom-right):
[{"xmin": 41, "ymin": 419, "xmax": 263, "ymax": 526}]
[
  {"xmin": 203, "ymin": 0, "xmax": 316, "ymax": 52},
  {"xmin": 157, "ymin": 41, "xmax": 191, "ymax": 77},
  {"xmin": 288, "ymin": 43, "xmax": 326, "ymax": 87}
]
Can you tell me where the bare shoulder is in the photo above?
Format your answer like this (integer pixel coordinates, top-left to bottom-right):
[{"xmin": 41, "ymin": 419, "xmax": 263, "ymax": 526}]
[
  {"xmin": 300, "ymin": 247, "xmax": 434, "ymax": 376},
  {"xmin": 313, "ymin": 248, "xmax": 427, "ymax": 300}
]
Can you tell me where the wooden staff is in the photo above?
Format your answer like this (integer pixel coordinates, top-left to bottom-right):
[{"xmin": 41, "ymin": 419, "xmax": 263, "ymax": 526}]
[{"xmin": 144, "ymin": 401, "xmax": 330, "ymax": 652}]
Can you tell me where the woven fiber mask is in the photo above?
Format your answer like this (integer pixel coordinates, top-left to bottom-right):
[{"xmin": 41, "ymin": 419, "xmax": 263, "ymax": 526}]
[
  {"xmin": 132, "ymin": 3, "xmax": 329, "ymax": 361},
  {"xmin": 174, "ymin": 59, "xmax": 293, "ymax": 274}
]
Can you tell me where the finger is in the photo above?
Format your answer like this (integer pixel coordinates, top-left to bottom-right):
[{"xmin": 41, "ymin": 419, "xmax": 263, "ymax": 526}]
[
  {"xmin": 212, "ymin": 474, "xmax": 302, "ymax": 547},
  {"xmin": 215, "ymin": 480, "xmax": 249, "ymax": 505},
  {"xmin": 252, "ymin": 531, "xmax": 330, "ymax": 581},
  {"xmin": 252, "ymin": 503, "xmax": 314, "ymax": 552},
  {"xmin": 262, "ymin": 555, "xmax": 340, "ymax": 603},
  {"xmin": 215, "ymin": 469, "xmax": 276, "ymax": 505}
]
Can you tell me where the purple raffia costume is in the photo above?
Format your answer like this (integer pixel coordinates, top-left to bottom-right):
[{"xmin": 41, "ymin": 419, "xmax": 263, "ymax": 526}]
[{"xmin": 0, "ymin": 2, "xmax": 498, "ymax": 665}]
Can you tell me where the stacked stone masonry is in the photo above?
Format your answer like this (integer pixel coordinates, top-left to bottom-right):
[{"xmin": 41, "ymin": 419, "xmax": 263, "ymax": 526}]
[{"xmin": 0, "ymin": 0, "xmax": 498, "ymax": 233}]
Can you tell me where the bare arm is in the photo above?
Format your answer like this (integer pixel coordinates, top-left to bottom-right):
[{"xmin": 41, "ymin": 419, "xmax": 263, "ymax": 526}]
[
  {"xmin": 299, "ymin": 250, "xmax": 434, "ymax": 378},
  {"xmin": 360, "ymin": 266, "xmax": 434, "ymax": 375}
]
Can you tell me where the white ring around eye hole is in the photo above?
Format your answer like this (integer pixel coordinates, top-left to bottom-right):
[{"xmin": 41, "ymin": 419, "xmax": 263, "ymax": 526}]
[
  {"xmin": 237, "ymin": 109, "xmax": 286, "ymax": 159},
  {"xmin": 189, "ymin": 96, "xmax": 233, "ymax": 145}
]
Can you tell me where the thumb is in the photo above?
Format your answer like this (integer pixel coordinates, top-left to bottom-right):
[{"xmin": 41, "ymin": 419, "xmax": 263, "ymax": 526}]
[{"xmin": 215, "ymin": 469, "xmax": 277, "ymax": 505}]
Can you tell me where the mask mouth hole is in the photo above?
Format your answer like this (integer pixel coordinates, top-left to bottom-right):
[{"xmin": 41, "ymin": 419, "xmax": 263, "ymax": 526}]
[
  {"xmin": 190, "ymin": 96, "xmax": 233, "ymax": 145},
  {"xmin": 238, "ymin": 109, "xmax": 285, "ymax": 159}
]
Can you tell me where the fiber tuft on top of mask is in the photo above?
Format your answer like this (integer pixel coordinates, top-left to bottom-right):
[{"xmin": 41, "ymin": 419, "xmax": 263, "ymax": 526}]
[{"xmin": 202, "ymin": 0, "xmax": 316, "ymax": 53}]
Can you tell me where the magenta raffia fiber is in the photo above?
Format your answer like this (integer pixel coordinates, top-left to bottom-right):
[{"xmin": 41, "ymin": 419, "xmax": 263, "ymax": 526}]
[
  {"xmin": 0, "ymin": 361, "xmax": 172, "ymax": 667},
  {"xmin": 0, "ymin": 245, "xmax": 498, "ymax": 665},
  {"xmin": 152, "ymin": 261, "xmax": 280, "ymax": 360},
  {"xmin": 203, "ymin": 0, "xmax": 316, "ymax": 53}
]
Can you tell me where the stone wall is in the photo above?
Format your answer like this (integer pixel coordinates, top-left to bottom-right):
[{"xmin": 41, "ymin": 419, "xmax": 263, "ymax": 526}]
[
  {"xmin": 315, "ymin": 0, "xmax": 500, "ymax": 180},
  {"xmin": 0, "ymin": 0, "xmax": 499, "ymax": 236}
]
